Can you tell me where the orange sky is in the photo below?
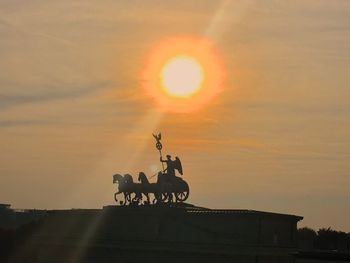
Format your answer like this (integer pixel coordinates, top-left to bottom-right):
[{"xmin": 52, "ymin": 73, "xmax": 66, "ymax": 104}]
[{"xmin": 0, "ymin": 0, "xmax": 349, "ymax": 231}]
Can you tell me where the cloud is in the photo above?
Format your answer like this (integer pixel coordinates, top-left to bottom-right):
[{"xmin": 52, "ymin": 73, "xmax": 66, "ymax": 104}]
[
  {"xmin": 0, "ymin": 16, "xmax": 75, "ymax": 46},
  {"xmin": 0, "ymin": 119, "xmax": 52, "ymax": 127},
  {"xmin": 0, "ymin": 81, "xmax": 110, "ymax": 110}
]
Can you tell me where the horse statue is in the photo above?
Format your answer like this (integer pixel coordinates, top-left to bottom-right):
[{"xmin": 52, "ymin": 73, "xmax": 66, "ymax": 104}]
[
  {"xmin": 112, "ymin": 174, "xmax": 131, "ymax": 205},
  {"xmin": 113, "ymin": 171, "xmax": 189, "ymax": 205},
  {"xmin": 137, "ymin": 171, "xmax": 170, "ymax": 204},
  {"xmin": 113, "ymin": 173, "xmax": 152, "ymax": 205}
]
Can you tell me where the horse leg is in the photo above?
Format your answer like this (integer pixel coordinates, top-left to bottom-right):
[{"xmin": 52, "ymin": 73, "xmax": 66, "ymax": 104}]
[
  {"xmin": 133, "ymin": 192, "xmax": 141, "ymax": 204},
  {"xmin": 139, "ymin": 193, "xmax": 143, "ymax": 204},
  {"xmin": 154, "ymin": 192, "xmax": 160, "ymax": 204},
  {"xmin": 126, "ymin": 192, "xmax": 133, "ymax": 205},
  {"xmin": 146, "ymin": 193, "xmax": 150, "ymax": 204},
  {"xmin": 168, "ymin": 192, "xmax": 173, "ymax": 203},
  {"xmin": 123, "ymin": 192, "xmax": 128, "ymax": 205},
  {"xmin": 143, "ymin": 192, "xmax": 150, "ymax": 205},
  {"xmin": 138, "ymin": 192, "xmax": 143, "ymax": 204}
]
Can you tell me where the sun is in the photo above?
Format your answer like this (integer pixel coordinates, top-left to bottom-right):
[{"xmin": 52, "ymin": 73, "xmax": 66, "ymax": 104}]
[
  {"xmin": 161, "ymin": 56, "xmax": 204, "ymax": 98},
  {"xmin": 142, "ymin": 36, "xmax": 225, "ymax": 113}
]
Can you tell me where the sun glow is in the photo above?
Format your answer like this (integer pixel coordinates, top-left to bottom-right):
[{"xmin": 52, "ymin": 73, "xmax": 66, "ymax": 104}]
[
  {"xmin": 161, "ymin": 56, "xmax": 204, "ymax": 98},
  {"xmin": 142, "ymin": 36, "xmax": 225, "ymax": 113}
]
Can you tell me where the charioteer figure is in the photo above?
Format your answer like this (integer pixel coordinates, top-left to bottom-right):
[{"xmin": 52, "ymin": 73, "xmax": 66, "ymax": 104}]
[{"xmin": 160, "ymin": 154, "xmax": 183, "ymax": 178}]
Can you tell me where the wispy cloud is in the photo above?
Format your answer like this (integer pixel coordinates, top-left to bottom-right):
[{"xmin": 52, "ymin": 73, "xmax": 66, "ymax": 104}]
[
  {"xmin": 0, "ymin": 119, "xmax": 52, "ymax": 127},
  {"xmin": 0, "ymin": 16, "xmax": 75, "ymax": 46},
  {"xmin": 0, "ymin": 81, "xmax": 110, "ymax": 110}
]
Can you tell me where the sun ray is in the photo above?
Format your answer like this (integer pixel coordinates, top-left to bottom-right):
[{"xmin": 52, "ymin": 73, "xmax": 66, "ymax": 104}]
[{"xmin": 205, "ymin": 0, "xmax": 252, "ymax": 40}]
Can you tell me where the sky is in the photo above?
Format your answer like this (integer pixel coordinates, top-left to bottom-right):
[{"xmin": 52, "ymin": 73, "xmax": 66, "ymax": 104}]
[{"xmin": 0, "ymin": 0, "xmax": 349, "ymax": 231}]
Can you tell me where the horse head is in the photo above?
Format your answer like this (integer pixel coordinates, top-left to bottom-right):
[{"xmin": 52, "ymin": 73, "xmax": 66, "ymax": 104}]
[
  {"xmin": 124, "ymin": 174, "xmax": 134, "ymax": 185},
  {"xmin": 138, "ymin": 172, "xmax": 149, "ymax": 184},
  {"xmin": 112, "ymin": 174, "xmax": 123, "ymax": 184},
  {"xmin": 112, "ymin": 174, "xmax": 126, "ymax": 196}
]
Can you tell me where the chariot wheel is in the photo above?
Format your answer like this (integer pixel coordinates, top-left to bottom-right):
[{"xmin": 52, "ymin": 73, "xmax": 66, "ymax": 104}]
[
  {"xmin": 160, "ymin": 193, "xmax": 167, "ymax": 202},
  {"xmin": 162, "ymin": 192, "xmax": 174, "ymax": 203},
  {"xmin": 158, "ymin": 182, "xmax": 172, "ymax": 203},
  {"xmin": 153, "ymin": 190, "xmax": 167, "ymax": 203},
  {"xmin": 175, "ymin": 181, "xmax": 189, "ymax": 202}
]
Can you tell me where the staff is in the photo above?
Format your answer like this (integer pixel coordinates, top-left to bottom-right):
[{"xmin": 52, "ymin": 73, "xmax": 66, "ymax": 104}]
[{"xmin": 153, "ymin": 133, "xmax": 164, "ymax": 171}]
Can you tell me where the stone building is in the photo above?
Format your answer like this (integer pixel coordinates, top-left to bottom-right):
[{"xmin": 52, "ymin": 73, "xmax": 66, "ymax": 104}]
[{"xmin": 5, "ymin": 205, "xmax": 303, "ymax": 263}]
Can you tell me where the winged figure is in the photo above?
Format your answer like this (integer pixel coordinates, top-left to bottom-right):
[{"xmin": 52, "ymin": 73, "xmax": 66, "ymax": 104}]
[{"xmin": 153, "ymin": 133, "xmax": 161, "ymax": 142}]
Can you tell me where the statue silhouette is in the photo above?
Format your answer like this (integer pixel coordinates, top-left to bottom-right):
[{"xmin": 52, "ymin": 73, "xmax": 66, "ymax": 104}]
[
  {"xmin": 112, "ymin": 133, "xmax": 189, "ymax": 206},
  {"xmin": 160, "ymin": 155, "xmax": 176, "ymax": 177},
  {"xmin": 160, "ymin": 155, "xmax": 183, "ymax": 177}
]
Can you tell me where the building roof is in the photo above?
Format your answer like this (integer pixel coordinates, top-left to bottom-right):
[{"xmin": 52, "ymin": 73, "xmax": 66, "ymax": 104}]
[
  {"xmin": 102, "ymin": 204, "xmax": 303, "ymax": 221},
  {"xmin": 186, "ymin": 208, "xmax": 303, "ymax": 220},
  {"xmin": 0, "ymin": 203, "xmax": 11, "ymax": 209}
]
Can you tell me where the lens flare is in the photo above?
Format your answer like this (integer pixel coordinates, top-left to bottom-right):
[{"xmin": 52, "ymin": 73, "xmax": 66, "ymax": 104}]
[{"xmin": 142, "ymin": 36, "xmax": 225, "ymax": 113}]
